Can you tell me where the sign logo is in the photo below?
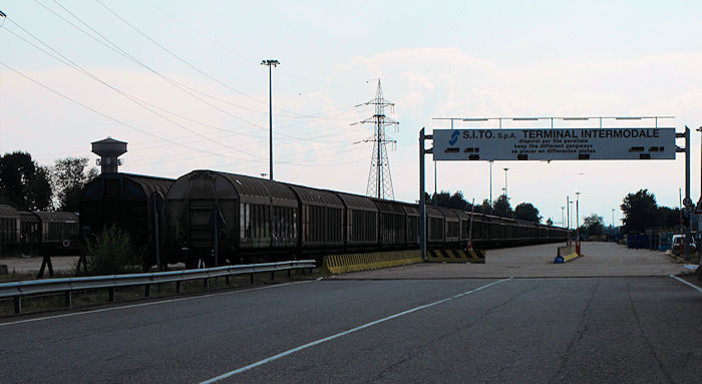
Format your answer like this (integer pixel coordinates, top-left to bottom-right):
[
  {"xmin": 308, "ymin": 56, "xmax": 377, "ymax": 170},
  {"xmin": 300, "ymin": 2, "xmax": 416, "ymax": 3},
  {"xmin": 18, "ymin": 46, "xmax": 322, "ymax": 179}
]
[{"xmin": 449, "ymin": 130, "xmax": 460, "ymax": 145}]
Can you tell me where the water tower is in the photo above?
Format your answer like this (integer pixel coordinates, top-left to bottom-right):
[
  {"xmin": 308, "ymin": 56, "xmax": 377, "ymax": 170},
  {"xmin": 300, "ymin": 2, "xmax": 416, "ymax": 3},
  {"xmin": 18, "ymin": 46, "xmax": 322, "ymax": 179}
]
[{"xmin": 91, "ymin": 137, "xmax": 127, "ymax": 174}]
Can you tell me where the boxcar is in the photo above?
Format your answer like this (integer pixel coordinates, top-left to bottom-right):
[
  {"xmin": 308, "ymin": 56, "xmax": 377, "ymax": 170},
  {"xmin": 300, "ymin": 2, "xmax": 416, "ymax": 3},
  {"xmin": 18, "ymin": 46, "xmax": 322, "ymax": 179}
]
[
  {"xmin": 335, "ymin": 192, "xmax": 378, "ymax": 248},
  {"xmin": 400, "ymin": 203, "xmax": 419, "ymax": 247},
  {"xmin": 373, "ymin": 199, "xmax": 406, "ymax": 248},
  {"xmin": 0, "ymin": 205, "xmax": 20, "ymax": 255},
  {"xmin": 80, "ymin": 173, "xmax": 173, "ymax": 262},
  {"xmin": 286, "ymin": 184, "xmax": 344, "ymax": 251},
  {"xmin": 166, "ymin": 170, "xmax": 298, "ymax": 266},
  {"xmin": 426, "ymin": 206, "xmax": 445, "ymax": 245},
  {"xmin": 33, "ymin": 211, "xmax": 79, "ymax": 252},
  {"xmin": 19, "ymin": 211, "xmax": 40, "ymax": 247},
  {"xmin": 439, "ymin": 207, "xmax": 460, "ymax": 245}
]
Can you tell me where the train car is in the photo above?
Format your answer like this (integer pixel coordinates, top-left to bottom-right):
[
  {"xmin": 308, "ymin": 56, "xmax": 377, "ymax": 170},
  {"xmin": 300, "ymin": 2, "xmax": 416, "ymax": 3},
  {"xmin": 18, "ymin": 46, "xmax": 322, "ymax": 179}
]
[
  {"xmin": 0, "ymin": 205, "xmax": 20, "ymax": 255},
  {"xmin": 373, "ymin": 199, "xmax": 407, "ymax": 248},
  {"xmin": 32, "ymin": 211, "xmax": 79, "ymax": 253},
  {"xmin": 80, "ymin": 173, "xmax": 173, "ymax": 262},
  {"xmin": 165, "ymin": 170, "xmax": 298, "ymax": 266},
  {"xmin": 426, "ymin": 206, "xmax": 445, "ymax": 246},
  {"xmin": 286, "ymin": 184, "xmax": 344, "ymax": 253},
  {"xmin": 399, "ymin": 203, "xmax": 420, "ymax": 247},
  {"xmin": 335, "ymin": 192, "xmax": 378, "ymax": 249},
  {"xmin": 19, "ymin": 211, "xmax": 40, "ymax": 247},
  {"xmin": 439, "ymin": 207, "xmax": 460, "ymax": 245}
]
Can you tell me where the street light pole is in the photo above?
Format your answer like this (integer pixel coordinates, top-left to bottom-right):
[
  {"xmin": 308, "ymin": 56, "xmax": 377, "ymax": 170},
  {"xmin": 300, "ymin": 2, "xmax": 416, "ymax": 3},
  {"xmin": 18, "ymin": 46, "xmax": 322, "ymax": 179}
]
[
  {"xmin": 489, "ymin": 161, "xmax": 493, "ymax": 207},
  {"xmin": 261, "ymin": 59, "xmax": 279, "ymax": 181},
  {"xmin": 503, "ymin": 168, "xmax": 509, "ymax": 199},
  {"xmin": 434, "ymin": 160, "xmax": 438, "ymax": 207}
]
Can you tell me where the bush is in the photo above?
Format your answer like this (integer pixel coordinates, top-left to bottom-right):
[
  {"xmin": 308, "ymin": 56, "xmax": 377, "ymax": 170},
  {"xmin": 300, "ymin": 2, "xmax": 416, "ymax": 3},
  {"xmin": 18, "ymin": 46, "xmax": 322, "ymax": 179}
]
[{"xmin": 80, "ymin": 226, "xmax": 144, "ymax": 276}]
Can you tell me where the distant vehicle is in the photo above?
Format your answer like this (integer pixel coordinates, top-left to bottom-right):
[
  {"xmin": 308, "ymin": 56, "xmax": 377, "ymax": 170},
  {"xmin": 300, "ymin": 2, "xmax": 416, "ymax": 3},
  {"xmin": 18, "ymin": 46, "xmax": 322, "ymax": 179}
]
[{"xmin": 672, "ymin": 234, "xmax": 696, "ymax": 254}]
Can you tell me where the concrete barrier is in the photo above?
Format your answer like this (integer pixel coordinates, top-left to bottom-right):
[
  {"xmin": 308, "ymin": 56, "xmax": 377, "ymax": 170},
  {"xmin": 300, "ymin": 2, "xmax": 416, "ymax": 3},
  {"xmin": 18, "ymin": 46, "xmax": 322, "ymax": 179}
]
[
  {"xmin": 426, "ymin": 249, "xmax": 486, "ymax": 264},
  {"xmin": 554, "ymin": 245, "xmax": 581, "ymax": 263},
  {"xmin": 322, "ymin": 250, "xmax": 423, "ymax": 275}
]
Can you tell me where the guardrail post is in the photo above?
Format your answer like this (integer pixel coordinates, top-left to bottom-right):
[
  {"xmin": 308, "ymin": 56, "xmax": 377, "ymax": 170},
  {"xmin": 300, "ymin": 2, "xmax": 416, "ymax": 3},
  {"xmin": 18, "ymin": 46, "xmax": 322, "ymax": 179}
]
[
  {"xmin": 145, "ymin": 284, "xmax": 151, "ymax": 298},
  {"xmin": 250, "ymin": 273, "xmax": 255, "ymax": 284},
  {"xmin": 287, "ymin": 269, "xmax": 292, "ymax": 278},
  {"xmin": 175, "ymin": 281, "xmax": 181, "ymax": 294},
  {"xmin": 14, "ymin": 297, "xmax": 21, "ymax": 314},
  {"xmin": 109, "ymin": 287, "xmax": 116, "ymax": 302},
  {"xmin": 203, "ymin": 278, "xmax": 209, "ymax": 290},
  {"xmin": 65, "ymin": 291, "xmax": 72, "ymax": 308},
  {"xmin": 270, "ymin": 271, "xmax": 275, "ymax": 281},
  {"xmin": 225, "ymin": 276, "xmax": 230, "ymax": 286}
]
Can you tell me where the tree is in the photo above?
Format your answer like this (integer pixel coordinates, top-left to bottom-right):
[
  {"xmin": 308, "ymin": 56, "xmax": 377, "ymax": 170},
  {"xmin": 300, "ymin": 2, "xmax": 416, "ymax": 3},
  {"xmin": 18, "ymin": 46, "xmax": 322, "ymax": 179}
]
[
  {"xmin": 657, "ymin": 206, "xmax": 681, "ymax": 230},
  {"xmin": 448, "ymin": 191, "xmax": 469, "ymax": 210},
  {"xmin": 514, "ymin": 202, "xmax": 541, "ymax": 222},
  {"xmin": 492, "ymin": 194, "xmax": 513, "ymax": 218},
  {"xmin": 478, "ymin": 199, "xmax": 492, "ymax": 214},
  {"xmin": 620, "ymin": 189, "xmax": 658, "ymax": 233},
  {"xmin": 52, "ymin": 157, "xmax": 98, "ymax": 211},
  {"xmin": 0, "ymin": 151, "xmax": 52, "ymax": 211},
  {"xmin": 430, "ymin": 191, "xmax": 451, "ymax": 208},
  {"xmin": 580, "ymin": 214, "xmax": 604, "ymax": 237}
]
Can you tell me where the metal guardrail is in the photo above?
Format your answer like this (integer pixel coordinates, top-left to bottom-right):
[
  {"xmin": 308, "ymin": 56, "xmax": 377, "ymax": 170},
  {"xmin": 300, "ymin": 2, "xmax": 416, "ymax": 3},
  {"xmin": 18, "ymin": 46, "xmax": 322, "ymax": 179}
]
[{"xmin": 0, "ymin": 260, "xmax": 316, "ymax": 314}]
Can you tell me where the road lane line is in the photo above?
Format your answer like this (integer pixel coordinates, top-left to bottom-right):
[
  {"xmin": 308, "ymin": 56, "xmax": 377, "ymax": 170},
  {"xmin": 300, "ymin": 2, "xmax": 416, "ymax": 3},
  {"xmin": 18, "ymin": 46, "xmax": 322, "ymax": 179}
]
[
  {"xmin": 0, "ymin": 280, "xmax": 314, "ymax": 327},
  {"xmin": 669, "ymin": 275, "xmax": 702, "ymax": 293},
  {"xmin": 200, "ymin": 277, "xmax": 513, "ymax": 383}
]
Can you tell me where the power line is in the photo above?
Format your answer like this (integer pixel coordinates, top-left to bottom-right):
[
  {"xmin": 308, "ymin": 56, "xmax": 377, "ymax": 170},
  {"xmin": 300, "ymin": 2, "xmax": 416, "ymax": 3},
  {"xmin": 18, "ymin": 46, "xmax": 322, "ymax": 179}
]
[
  {"xmin": 1, "ymin": 18, "xmax": 264, "ymax": 160},
  {"xmin": 43, "ymin": 1, "xmax": 267, "ymax": 129},
  {"xmin": 50, "ymin": 1, "xmax": 362, "ymax": 145},
  {"xmin": 95, "ymin": 0, "xmax": 267, "ymax": 107},
  {"xmin": 0, "ymin": 60, "xmax": 261, "ymax": 164}
]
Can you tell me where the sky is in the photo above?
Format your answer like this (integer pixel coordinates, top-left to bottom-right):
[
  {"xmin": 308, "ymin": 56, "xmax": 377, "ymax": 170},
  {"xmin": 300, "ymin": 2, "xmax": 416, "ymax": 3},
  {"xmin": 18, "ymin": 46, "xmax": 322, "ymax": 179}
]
[{"xmin": 1, "ymin": 1, "xmax": 701, "ymax": 227}]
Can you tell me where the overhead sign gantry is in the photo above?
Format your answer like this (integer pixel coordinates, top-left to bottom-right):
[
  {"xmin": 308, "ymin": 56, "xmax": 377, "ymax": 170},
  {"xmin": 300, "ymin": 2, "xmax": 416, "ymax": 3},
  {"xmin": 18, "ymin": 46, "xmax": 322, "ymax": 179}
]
[
  {"xmin": 433, "ymin": 127, "xmax": 676, "ymax": 161},
  {"xmin": 419, "ymin": 116, "xmax": 695, "ymax": 260}
]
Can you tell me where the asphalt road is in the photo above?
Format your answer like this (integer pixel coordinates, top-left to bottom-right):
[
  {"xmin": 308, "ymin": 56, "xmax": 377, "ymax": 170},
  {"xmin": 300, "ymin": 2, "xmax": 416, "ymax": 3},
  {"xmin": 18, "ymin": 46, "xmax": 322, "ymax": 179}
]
[{"xmin": 1, "ymin": 243, "xmax": 701, "ymax": 383}]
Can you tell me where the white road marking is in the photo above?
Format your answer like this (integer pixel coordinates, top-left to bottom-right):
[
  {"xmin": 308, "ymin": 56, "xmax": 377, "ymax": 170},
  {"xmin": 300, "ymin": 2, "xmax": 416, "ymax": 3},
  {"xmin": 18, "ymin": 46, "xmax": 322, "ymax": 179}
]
[
  {"xmin": 200, "ymin": 277, "xmax": 513, "ymax": 384},
  {"xmin": 669, "ymin": 274, "xmax": 702, "ymax": 293},
  {"xmin": 0, "ymin": 280, "xmax": 314, "ymax": 327}
]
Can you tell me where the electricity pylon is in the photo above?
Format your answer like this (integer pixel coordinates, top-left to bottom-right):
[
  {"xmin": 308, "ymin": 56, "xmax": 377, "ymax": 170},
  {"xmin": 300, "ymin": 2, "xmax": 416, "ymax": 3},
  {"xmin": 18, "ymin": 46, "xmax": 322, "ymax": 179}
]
[{"xmin": 359, "ymin": 80, "xmax": 399, "ymax": 200}]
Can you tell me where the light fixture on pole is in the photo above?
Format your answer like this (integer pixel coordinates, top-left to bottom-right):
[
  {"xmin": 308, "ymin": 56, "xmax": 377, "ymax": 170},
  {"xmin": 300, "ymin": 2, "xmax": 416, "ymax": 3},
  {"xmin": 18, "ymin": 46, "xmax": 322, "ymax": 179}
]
[{"xmin": 261, "ymin": 59, "xmax": 279, "ymax": 181}]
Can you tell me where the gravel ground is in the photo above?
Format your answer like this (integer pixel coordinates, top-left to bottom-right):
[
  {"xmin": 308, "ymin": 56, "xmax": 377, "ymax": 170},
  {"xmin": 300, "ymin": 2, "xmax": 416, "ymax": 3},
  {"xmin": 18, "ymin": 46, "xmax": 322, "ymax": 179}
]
[{"xmin": 0, "ymin": 255, "xmax": 79, "ymax": 275}]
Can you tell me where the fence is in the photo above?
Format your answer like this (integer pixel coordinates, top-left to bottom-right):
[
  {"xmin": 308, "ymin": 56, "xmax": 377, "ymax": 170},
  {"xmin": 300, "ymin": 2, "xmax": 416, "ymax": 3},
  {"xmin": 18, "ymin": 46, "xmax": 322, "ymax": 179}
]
[{"xmin": 0, "ymin": 260, "xmax": 316, "ymax": 314}]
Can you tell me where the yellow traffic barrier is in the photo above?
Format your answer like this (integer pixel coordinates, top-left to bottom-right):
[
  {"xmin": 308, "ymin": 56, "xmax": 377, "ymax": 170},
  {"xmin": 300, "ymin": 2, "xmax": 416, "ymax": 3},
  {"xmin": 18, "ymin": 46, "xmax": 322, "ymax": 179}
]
[
  {"xmin": 555, "ymin": 244, "xmax": 581, "ymax": 263},
  {"xmin": 426, "ymin": 249, "xmax": 486, "ymax": 264},
  {"xmin": 322, "ymin": 250, "xmax": 423, "ymax": 275}
]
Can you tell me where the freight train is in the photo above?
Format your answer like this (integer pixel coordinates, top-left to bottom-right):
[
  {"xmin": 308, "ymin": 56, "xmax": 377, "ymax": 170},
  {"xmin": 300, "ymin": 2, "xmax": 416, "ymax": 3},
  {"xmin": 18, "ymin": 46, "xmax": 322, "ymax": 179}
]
[
  {"xmin": 76, "ymin": 169, "xmax": 567, "ymax": 268},
  {"xmin": 0, "ymin": 205, "xmax": 79, "ymax": 255},
  {"xmin": 164, "ymin": 170, "xmax": 567, "ymax": 267}
]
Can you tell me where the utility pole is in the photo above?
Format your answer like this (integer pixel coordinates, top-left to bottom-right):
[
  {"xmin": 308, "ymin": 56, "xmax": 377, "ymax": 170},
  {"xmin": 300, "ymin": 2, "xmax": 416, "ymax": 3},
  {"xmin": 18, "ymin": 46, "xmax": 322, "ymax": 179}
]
[
  {"xmin": 261, "ymin": 59, "xmax": 279, "ymax": 181},
  {"xmin": 360, "ymin": 79, "xmax": 399, "ymax": 200}
]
